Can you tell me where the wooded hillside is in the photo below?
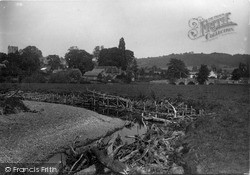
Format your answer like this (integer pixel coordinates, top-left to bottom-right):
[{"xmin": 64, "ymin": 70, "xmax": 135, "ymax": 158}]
[{"xmin": 137, "ymin": 53, "xmax": 250, "ymax": 68}]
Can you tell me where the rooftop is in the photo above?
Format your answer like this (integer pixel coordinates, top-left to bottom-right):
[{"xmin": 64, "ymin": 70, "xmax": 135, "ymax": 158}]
[{"xmin": 84, "ymin": 68, "xmax": 105, "ymax": 77}]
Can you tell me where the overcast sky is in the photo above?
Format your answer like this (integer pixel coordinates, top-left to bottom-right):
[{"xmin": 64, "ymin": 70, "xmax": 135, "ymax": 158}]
[{"xmin": 0, "ymin": 0, "xmax": 249, "ymax": 58}]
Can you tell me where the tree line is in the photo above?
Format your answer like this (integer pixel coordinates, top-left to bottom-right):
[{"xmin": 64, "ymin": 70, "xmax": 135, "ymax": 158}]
[
  {"xmin": 0, "ymin": 38, "xmax": 138, "ymax": 83},
  {"xmin": 1, "ymin": 39, "xmax": 248, "ymax": 84},
  {"xmin": 138, "ymin": 58, "xmax": 249, "ymax": 84}
]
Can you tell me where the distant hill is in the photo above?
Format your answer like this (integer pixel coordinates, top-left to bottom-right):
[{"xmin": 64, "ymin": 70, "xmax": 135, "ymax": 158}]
[{"xmin": 137, "ymin": 53, "xmax": 250, "ymax": 68}]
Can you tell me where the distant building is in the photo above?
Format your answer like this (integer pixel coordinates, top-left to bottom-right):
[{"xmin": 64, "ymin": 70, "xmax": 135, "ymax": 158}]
[
  {"xmin": 208, "ymin": 70, "xmax": 218, "ymax": 79},
  {"xmin": 83, "ymin": 66, "xmax": 121, "ymax": 81},
  {"xmin": 96, "ymin": 66, "xmax": 121, "ymax": 75},
  {"xmin": 189, "ymin": 71, "xmax": 198, "ymax": 78},
  {"xmin": 83, "ymin": 68, "xmax": 106, "ymax": 81},
  {"xmin": 8, "ymin": 46, "xmax": 18, "ymax": 54}
]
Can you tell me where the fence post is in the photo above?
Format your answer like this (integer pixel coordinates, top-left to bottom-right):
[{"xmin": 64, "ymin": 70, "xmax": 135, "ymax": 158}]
[{"xmin": 143, "ymin": 102, "xmax": 146, "ymax": 112}]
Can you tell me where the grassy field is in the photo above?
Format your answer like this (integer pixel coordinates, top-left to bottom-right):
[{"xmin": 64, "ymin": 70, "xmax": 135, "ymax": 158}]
[
  {"xmin": 0, "ymin": 82, "xmax": 249, "ymax": 173},
  {"xmin": 1, "ymin": 82, "xmax": 249, "ymax": 100}
]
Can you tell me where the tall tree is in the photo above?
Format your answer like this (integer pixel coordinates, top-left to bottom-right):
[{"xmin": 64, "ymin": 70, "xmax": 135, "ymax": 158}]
[
  {"xmin": 196, "ymin": 64, "xmax": 210, "ymax": 84},
  {"xmin": 0, "ymin": 53, "xmax": 8, "ymax": 81},
  {"xmin": 231, "ymin": 62, "xmax": 249, "ymax": 80},
  {"xmin": 65, "ymin": 47, "xmax": 94, "ymax": 74},
  {"xmin": 93, "ymin": 46, "xmax": 100, "ymax": 59},
  {"xmin": 98, "ymin": 38, "xmax": 135, "ymax": 71},
  {"xmin": 119, "ymin": 37, "xmax": 126, "ymax": 71},
  {"xmin": 0, "ymin": 53, "xmax": 7, "ymax": 63},
  {"xmin": 20, "ymin": 46, "xmax": 42, "ymax": 76},
  {"xmin": 0, "ymin": 52, "xmax": 24, "ymax": 83},
  {"xmin": 231, "ymin": 68, "xmax": 242, "ymax": 80},
  {"xmin": 6, "ymin": 53, "xmax": 22, "ymax": 77},
  {"xmin": 238, "ymin": 62, "xmax": 249, "ymax": 77},
  {"xmin": 118, "ymin": 37, "xmax": 126, "ymax": 50},
  {"xmin": 93, "ymin": 45, "xmax": 104, "ymax": 60},
  {"xmin": 98, "ymin": 47, "xmax": 135, "ymax": 71},
  {"xmin": 98, "ymin": 47, "xmax": 124, "ymax": 69},
  {"xmin": 47, "ymin": 55, "xmax": 62, "ymax": 71},
  {"xmin": 166, "ymin": 58, "xmax": 189, "ymax": 81}
]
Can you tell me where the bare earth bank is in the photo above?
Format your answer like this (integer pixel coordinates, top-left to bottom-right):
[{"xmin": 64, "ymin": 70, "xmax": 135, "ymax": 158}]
[{"xmin": 0, "ymin": 100, "xmax": 125, "ymax": 163}]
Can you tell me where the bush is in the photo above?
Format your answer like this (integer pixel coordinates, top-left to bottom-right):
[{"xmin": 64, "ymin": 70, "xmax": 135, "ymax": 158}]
[
  {"xmin": 68, "ymin": 69, "xmax": 82, "ymax": 83},
  {"xmin": 79, "ymin": 77, "xmax": 91, "ymax": 84},
  {"xmin": 48, "ymin": 69, "xmax": 82, "ymax": 83},
  {"xmin": 22, "ymin": 73, "xmax": 46, "ymax": 83},
  {"xmin": 48, "ymin": 71, "xmax": 70, "ymax": 83},
  {"xmin": 116, "ymin": 72, "xmax": 132, "ymax": 83}
]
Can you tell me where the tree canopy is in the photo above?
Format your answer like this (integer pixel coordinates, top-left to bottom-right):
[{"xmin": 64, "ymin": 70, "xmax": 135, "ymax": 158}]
[
  {"xmin": 0, "ymin": 53, "xmax": 22, "ymax": 82},
  {"xmin": 231, "ymin": 62, "xmax": 249, "ymax": 80},
  {"xmin": 47, "ymin": 55, "xmax": 63, "ymax": 71},
  {"xmin": 118, "ymin": 37, "xmax": 126, "ymax": 50},
  {"xmin": 19, "ymin": 46, "xmax": 42, "ymax": 76},
  {"xmin": 196, "ymin": 64, "xmax": 210, "ymax": 84},
  {"xmin": 93, "ymin": 45, "xmax": 104, "ymax": 60},
  {"xmin": 166, "ymin": 58, "xmax": 189, "ymax": 81},
  {"xmin": 98, "ymin": 38, "xmax": 136, "ymax": 71},
  {"xmin": 4, "ymin": 53, "xmax": 22, "ymax": 77},
  {"xmin": 98, "ymin": 47, "xmax": 136, "ymax": 71},
  {"xmin": 65, "ymin": 47, "xmax": 94, "ymax": 74}
]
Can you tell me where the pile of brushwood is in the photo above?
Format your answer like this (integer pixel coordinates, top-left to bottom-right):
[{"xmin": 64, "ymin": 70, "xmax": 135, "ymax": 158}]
[
  {"xmin": 57, "ymin": 120, "xmax": 192, "ymax": 175},
  {"xmin": 0, "ymin": 90, "xmax": 35, "ymax": 115}
]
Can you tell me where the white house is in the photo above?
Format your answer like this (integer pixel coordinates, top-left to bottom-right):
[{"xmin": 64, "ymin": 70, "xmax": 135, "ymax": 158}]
[
  {"xmin": 208, "ymin": 70, "xmax": 218, "ymax": 79},
  {"xmin": 189, "ymin": 71, "xmax": 198, "ymax": 79}
]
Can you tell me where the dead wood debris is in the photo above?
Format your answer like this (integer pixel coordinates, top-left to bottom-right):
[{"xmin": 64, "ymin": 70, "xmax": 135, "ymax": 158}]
[{"xmin": 57, "ymin": 122, "xmax": 190, "ymax": 175}]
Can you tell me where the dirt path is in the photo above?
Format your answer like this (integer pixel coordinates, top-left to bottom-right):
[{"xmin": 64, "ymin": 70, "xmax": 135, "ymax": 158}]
[{"xmin": 0, "ymin": 101, "xmax": 126, "ymax": 163}]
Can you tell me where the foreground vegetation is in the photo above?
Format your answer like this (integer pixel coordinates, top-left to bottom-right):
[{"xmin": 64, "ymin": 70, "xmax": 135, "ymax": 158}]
[{"xmin": 0, "ymin": 83, "xmax": 249, "ymax": 173}]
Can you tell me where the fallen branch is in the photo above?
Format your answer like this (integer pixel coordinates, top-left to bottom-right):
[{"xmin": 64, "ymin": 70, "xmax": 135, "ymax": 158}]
[
  {"xmin": 68, "ymin": 154, "xmax": 85, "ymax": 175},
  {"xmin": 119, "ymin": 150, "xmax": 139, "ymax": 162},
  {"xmin": 143, "ymin": 115, "xmax": 175, "ymax": 124},
  {"xmin": 165, "ymin": 100, "xmax": 177, "ymax": 118}
]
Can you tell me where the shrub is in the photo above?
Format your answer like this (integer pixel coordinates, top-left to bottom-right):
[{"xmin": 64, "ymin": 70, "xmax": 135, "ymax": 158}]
[
  {"xmin": 68, "ymin": 69, "xmax": 82, "ymax": 83},
  {"xmin": 79, "ymin": 77, "xmax": 91, "ymax": 84},
  {"xmin": 48, "ymin": 69, "xmax": 82, "ymax": 83},
  {"xmin": 48, "ymin": 71, "xmax": 70, "ymax": 83},
  {"xmin": 116, "ymin": 72, "xmax": 132, "ymax": 83},
  {"xmin": 22, "ymin": 73, "xmax": 46, "ymax": 83}
]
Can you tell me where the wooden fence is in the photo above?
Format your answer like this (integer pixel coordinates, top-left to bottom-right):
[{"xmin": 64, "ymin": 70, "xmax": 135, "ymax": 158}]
[{"xmin": 16, "ymin": 90, "xmax": 203, "ymax": 120}]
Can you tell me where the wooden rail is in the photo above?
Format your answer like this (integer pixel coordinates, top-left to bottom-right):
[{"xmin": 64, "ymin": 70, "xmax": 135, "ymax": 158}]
[{"xmin": 13, "ymin": 90, "xmax": 203, "ymax": 121}]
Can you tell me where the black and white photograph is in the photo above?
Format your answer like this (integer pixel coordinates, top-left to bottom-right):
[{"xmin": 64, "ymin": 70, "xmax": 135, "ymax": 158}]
[{"xmin": 0, "ymin": 0, "xmax": 249, "ymax": 174}]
